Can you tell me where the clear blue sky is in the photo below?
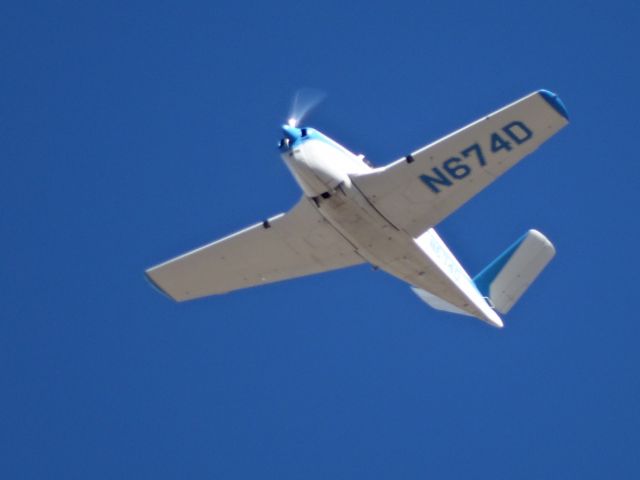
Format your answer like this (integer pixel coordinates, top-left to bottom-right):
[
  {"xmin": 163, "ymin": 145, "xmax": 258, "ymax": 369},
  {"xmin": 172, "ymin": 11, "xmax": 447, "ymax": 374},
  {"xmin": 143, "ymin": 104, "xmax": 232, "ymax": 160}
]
[{"xmin": 2, "ymin": 1, "xmax": 639, "ymax": 478}]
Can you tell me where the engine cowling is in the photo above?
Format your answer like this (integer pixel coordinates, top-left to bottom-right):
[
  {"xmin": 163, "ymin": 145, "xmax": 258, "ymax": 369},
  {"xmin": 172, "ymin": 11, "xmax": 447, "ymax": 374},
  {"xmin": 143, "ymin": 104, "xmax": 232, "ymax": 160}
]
[{"xmin": 279, "ymin": 125, "xmax": 353, "ymax": 196}]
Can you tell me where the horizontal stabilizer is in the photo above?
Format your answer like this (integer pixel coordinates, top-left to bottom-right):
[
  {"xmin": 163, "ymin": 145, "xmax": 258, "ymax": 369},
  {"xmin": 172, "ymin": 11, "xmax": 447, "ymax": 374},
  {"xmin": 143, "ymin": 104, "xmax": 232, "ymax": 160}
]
[
  {"xmin": 473, "ymin": 230, "xmax": 555, "ymax": 313},
  {"xmin": 410, "ymin": 228, "xmax": 503, "ymax": 328},
  {"xmin": 411, "ymin": 286, "xmax": 471, "ymax": 316}
]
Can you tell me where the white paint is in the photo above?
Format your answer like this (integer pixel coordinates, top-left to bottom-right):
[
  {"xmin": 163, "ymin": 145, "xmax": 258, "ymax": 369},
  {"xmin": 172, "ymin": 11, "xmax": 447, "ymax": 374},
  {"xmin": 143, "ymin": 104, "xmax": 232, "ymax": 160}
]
[
  {"xmin": 489, "ymin": 230, "xmax": 556, "ymax": 313},
  {"xmin": 146, "ymin": 91, "xmax": 568, "ymax": 328}
]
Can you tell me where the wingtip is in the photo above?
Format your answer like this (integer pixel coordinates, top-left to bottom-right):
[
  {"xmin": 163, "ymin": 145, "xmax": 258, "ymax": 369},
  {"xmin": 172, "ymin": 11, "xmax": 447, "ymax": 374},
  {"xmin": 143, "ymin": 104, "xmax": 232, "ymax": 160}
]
[
  {"xmin": 527, "ymin": 229, "xmax": 556, "ymax": 256},
  {"xmin": 144, "ymin": 269, "xmax": 177, "ymax": 301},
  {"xmin": 538, "ymin": 89, "xmax": 569, "ymax": 121}
]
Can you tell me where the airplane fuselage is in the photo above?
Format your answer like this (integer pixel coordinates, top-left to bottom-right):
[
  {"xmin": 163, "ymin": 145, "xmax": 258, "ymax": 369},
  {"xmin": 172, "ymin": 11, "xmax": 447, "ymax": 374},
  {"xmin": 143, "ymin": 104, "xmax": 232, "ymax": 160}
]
[
  {"xmin": 280, "ymin": 126, "xmax": 369, "ymax": 195},
  {"xmin": 279, "ymin": 126, "xmax": 500, "ymax": 324}
]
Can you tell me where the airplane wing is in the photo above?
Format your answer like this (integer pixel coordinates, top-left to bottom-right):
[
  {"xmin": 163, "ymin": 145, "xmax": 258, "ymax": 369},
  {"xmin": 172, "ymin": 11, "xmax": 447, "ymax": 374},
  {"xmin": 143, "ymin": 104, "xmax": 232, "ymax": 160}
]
[
  {"xmin": 145, "ymin": 197, "xmax": 363, "ymax": 301},
  {"xmin": 352, "ymin": 90, "xmax": 569, "ymax": 237}
]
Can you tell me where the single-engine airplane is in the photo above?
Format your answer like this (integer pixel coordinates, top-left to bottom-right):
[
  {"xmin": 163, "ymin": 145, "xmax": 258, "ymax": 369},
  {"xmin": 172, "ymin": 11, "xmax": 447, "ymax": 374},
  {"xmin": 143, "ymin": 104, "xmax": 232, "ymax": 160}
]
[{"xmin": 146, "ymin": 90, "xmax": 569, "ymax": 328}]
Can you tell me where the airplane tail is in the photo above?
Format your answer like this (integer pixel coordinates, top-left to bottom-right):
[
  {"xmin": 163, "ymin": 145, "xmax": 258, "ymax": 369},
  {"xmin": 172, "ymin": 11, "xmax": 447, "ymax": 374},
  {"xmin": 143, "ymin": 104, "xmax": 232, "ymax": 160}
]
[
  {"xmin": 411, "ymin": 229, "xmax": 503, "ymax": 328},
  {"xmin": 411, "ymin": 229, "xmax": 555, "ymax": 327},
  {"xmin": 472, "ymin": 230, "xmax": 556, "ymax": 314}
]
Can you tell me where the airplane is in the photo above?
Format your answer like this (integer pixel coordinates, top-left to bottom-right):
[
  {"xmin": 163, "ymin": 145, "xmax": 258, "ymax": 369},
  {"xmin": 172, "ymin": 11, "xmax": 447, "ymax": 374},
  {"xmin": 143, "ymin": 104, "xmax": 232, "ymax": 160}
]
[{"xmin": 145, "ymin": 90, "xmax": 569, "ymax": 328}]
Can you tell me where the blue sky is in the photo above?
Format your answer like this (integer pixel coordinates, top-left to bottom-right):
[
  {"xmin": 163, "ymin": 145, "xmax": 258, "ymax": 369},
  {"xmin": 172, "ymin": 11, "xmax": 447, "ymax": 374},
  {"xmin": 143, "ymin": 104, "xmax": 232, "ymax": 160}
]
[{"xmin": 2, "ymin": 1, "xmax": 640, "ymax": 478}]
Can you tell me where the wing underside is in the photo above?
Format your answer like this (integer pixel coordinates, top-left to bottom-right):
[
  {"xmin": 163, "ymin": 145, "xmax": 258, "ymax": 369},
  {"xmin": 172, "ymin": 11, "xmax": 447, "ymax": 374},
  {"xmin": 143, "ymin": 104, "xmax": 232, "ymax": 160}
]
[
  {"xmin": 146, "ymin": 197, "xmax": 363, "ymax": 301},
  {"xmin": 352, "ymin": 90, "xmax": 569, "ymax": 237}
]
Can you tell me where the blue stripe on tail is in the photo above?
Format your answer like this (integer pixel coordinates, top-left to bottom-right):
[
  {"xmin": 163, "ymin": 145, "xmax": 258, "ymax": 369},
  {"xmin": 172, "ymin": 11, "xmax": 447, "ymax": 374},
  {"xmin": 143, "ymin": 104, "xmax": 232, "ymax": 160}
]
[{"xmin": 473, "ymin": 231, "xmax": 529, "ymax": 297}]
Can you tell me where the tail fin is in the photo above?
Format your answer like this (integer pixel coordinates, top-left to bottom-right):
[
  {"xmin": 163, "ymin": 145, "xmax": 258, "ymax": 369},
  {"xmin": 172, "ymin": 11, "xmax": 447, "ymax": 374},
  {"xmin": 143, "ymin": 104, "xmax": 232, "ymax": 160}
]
[{"xmin": 473, "ymin": 230, "xmax": 555, "ymax": 313}]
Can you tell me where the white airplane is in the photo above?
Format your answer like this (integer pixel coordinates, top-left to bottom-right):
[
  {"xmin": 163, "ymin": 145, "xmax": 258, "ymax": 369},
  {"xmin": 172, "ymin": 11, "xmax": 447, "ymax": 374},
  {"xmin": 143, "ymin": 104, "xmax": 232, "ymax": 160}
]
[{"xmin": 146, "ymin": 90, "xmax": 569, "ymax": 328}]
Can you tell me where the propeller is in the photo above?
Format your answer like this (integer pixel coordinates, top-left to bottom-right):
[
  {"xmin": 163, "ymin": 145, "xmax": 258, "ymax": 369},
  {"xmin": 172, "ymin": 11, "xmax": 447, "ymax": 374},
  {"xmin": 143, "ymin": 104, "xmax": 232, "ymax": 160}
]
[{"xmin": 287, "ymin": 88, "xmax": 326, "ymax": 128}]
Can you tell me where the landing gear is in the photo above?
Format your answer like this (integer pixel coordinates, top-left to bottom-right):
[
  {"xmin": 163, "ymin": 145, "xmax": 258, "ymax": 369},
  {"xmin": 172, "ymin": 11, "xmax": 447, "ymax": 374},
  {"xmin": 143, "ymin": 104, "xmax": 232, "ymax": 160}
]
[{"xmin": 311, "ymin": 182, "xmax": 346, "ymax": 207}]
